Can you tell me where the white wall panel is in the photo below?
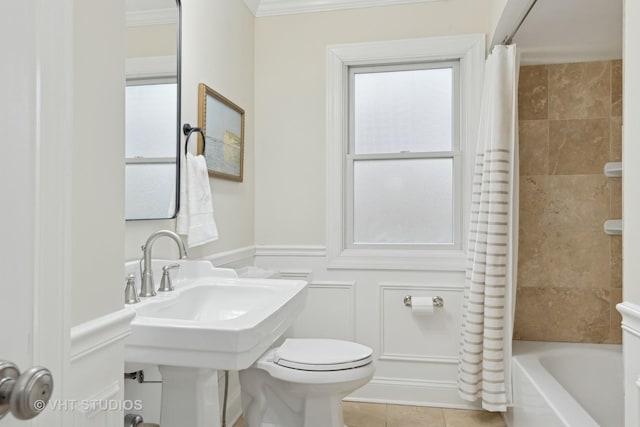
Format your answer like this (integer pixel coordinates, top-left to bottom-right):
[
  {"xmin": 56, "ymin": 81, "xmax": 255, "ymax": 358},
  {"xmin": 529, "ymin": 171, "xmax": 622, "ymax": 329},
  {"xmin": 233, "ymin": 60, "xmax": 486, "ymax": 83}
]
[
  {"xmin": 379, "ymin": 285, "xmax": 463, "ymax": 362},
  {"xmin": 290, "ymin": 281, "xmax": 356, "ymax": 341},
  {"xmin": 254, "ymin": 248, "xmax": 473, "ymax": 408},
  {"xmin": 69, "ymin": 309, "xmax": 134, "ymax": 427}
]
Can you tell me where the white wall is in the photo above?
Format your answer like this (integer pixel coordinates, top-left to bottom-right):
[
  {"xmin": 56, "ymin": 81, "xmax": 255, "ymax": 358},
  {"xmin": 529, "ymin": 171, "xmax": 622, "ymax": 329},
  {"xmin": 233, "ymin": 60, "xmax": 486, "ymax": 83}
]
[
  {"xmin": 72, "ymin": 0, "xmax": 126, "ymax": 326},
  {"xmin": 623, "ymin": 0, "xmax": 640, "ymax": 306},
  {"xmin": 66, "ymin": 2, "xmax": 140, "ymax": 425},
  {"xmin": 254, "ymin": 0, "xmax": 491, "ymax": 245},
  {"xmin": 180, "ymin": 0, "xmax": 255, "ymax": 260},
  {"xmin": 253, "ymin": 1, "xmax": 492, "ymax": 407},
  {"xmin": 127, "ymin": 24, "xmax": 176, "ymax": 58},
  {"xmin": 124, "ymin": 0, "xmax": 255, "ymax": 262},
  {"xmin": 620, "ymin": 0, "xmax": 640, "ymax": 425}
]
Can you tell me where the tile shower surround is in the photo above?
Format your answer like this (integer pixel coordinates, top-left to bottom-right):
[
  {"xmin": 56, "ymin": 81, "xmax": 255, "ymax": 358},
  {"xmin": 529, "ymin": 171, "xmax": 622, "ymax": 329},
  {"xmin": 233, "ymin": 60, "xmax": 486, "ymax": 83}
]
[{"xmin": 514, "ymin": 60, "xmax": 623, "ymax": 343}]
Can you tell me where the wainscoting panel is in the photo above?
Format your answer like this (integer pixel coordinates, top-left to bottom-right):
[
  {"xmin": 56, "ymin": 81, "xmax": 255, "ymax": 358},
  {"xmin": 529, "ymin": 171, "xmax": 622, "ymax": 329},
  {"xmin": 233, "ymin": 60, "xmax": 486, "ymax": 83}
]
[
  {"xmin": 289, "ymin": 281, "xmax": 356, "ymax": 341},
  {"xmin": 71, "ymin": 381, "xmax": 123, "ymax": 427},
  {"xmin": 253, "ymin": 245, "xmax": 475, "ymax": 408},
  {"xmin": 379, "ymin": 284, "xmax": 464, "ymax": 362},
  {"xmin": 618, "ymin": 302, "xmax": 640, "ymax": 426},
  {"xmin": 69, "ymin": 308, "xmax": 134, "ymax": 427}
]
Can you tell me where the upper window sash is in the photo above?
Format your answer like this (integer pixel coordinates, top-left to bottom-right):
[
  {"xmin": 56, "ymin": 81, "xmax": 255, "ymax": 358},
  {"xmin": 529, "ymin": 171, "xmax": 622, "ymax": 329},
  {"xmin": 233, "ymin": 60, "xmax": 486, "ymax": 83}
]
[{"xmin": 348, "ymin": 61, "xmax": 461, "ymax": 156}]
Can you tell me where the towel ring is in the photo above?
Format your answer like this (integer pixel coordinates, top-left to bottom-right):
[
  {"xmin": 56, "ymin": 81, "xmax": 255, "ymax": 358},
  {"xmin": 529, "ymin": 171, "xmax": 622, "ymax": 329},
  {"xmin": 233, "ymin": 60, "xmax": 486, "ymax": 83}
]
[{"xmin": 182, "ymin": 123, "xmax": 206, "ymax": 155}]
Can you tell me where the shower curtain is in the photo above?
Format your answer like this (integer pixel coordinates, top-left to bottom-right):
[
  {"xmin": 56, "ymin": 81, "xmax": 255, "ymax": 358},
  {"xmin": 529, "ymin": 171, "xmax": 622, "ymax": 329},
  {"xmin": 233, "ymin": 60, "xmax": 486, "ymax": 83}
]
[{"xmin": 457, "ymin": 44, "xmax": 519, "ymax": 412}]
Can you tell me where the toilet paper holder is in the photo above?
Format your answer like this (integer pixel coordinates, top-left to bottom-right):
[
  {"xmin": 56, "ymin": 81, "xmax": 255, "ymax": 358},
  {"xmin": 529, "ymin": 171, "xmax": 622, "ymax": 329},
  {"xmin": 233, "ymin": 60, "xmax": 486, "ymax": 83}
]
[{"xmin": 403, "ymin": 295, "xmax": 444, "ymax": 308}]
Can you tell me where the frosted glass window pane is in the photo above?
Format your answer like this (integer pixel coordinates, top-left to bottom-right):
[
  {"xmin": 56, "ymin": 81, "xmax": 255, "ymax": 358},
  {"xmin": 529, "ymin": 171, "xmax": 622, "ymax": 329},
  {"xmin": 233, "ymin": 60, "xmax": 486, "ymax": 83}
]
[
  {"xmin": 353, "ymin": 159, "xmax": 453, "ymax": 244},
  {"xmin": 354, "ymin": 68, "xmax": 452, "ymax": 154},
  {"xmin": 125, "ymin": 163, "xmax": 176, "ymax": 220},
  {"xmin": 126, "ymin": 83, "xmax": 177, "ymax": 158}
]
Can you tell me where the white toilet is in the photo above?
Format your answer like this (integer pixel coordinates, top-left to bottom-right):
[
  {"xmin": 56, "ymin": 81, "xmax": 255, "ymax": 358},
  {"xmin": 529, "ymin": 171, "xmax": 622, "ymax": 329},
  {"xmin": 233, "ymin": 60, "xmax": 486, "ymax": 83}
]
[{"xmin": 239, "ymin": 338, "xmax": 375, "ymax": 427}]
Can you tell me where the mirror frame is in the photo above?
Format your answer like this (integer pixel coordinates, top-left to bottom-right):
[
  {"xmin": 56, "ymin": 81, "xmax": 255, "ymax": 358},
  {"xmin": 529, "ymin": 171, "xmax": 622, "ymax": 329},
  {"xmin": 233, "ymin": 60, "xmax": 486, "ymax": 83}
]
[
  {"xmin": 125, "ymin": 0, "xmax": 182, "ymax": 221},
  {"xmin": 174, "ymin": 0, "xmax": 182, "ymax": 218}
]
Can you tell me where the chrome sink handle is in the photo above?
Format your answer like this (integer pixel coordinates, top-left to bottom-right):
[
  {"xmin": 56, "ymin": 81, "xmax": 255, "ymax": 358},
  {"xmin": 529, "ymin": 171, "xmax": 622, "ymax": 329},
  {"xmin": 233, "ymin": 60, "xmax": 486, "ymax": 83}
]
[
  {"xmin": 159, "ymin": 263, "xmax": 180, "ymax": 292},
  {"xmin": 125, "ymin": 274, "xmax": 140, "ymax": 304}
]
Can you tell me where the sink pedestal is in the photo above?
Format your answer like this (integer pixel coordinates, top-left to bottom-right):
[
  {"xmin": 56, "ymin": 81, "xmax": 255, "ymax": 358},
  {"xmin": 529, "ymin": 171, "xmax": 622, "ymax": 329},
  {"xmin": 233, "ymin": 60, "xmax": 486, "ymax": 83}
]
[{"xmin": 159, "ymin": 366, "xmax": 222, "ymax": 427}]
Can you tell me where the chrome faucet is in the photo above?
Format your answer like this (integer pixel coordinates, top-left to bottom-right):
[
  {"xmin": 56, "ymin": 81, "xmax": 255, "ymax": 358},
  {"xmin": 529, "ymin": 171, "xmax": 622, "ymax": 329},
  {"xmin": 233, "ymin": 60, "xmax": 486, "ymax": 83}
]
[{"xmin": 139, "ymin": 230, "xmax": 188, "ymax": 297}]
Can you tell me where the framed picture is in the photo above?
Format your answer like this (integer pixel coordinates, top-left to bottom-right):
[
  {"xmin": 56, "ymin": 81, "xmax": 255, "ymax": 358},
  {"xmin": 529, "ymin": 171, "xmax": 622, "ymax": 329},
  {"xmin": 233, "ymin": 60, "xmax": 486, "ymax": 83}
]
[{"xmin": 197, "ymin": 83, "xmax": 245, "ymax": 182}]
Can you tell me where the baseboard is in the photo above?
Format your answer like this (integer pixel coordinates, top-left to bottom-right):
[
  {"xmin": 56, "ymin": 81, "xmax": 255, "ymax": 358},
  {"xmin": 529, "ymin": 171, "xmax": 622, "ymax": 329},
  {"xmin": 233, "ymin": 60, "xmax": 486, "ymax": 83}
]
[{"xmin": 348, "ymin": 377, "xmax": 480, "ymax": 410}]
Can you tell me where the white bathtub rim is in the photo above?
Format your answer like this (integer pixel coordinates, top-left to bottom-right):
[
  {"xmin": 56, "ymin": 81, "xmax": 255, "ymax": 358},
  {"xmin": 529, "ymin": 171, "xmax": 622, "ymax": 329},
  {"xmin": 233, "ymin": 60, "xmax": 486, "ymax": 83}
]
[
  {"xmin": 511, "ymin": 341, "xmax": 622, "ymax": 427},
  {"xmin": 513, "ymin": 353, "xmax": 599, "ymax": 427}
]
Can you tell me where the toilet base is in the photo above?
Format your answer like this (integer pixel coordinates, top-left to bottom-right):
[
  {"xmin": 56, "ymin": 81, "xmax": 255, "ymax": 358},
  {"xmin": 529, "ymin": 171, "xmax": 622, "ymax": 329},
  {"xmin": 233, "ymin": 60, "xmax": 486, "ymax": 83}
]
[{"xmin": 239, "ymin": 365, "xmax": 373, "ymax": 427}]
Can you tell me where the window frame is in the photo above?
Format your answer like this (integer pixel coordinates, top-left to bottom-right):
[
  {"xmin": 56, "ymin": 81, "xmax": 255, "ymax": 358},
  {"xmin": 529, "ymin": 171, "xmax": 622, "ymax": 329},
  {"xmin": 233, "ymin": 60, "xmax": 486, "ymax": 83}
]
[
  {"xmin": 326, "ymin": 35, "xmax": 485, "ymax": 271},
  {"xmin": 346, "ymin": 61, "xmax": 461, "ymax": 250}
]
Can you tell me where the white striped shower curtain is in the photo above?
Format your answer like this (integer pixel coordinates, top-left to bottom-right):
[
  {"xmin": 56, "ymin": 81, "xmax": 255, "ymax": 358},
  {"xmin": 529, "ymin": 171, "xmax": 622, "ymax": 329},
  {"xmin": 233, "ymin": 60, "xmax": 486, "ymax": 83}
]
[{"xmin": 457, "ymin": 44, "xmax": 519, "ymax": 412}]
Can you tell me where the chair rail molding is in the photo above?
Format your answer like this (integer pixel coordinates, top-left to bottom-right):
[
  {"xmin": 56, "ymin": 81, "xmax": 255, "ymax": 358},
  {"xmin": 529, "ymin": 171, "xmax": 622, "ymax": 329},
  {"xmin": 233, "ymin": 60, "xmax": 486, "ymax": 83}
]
[
  {"xmin": 70, "ymin": 308, "xmax": 135, "ymax": 362},
  {"xmin": 255, "ymin": 245, "xmax": 327, "ymax": 257},
  {"xmin": 204, "ymin": 245, "xmax": 257, "ymax": 268}
]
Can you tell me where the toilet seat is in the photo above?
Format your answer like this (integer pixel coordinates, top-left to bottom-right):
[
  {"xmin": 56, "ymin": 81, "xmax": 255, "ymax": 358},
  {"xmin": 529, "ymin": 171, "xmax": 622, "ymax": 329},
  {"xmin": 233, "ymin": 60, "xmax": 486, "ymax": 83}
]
[{"xmin": 273, "ymin": 339, "xmax": 373, "ymax": 371}]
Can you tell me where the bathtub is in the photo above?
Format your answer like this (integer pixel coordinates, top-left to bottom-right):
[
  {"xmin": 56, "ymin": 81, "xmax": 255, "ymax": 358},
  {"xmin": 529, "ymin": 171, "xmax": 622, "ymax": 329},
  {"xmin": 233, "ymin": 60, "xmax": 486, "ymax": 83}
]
[{"xmin": 505, "ymin": 341, "xmax": 623, "ymax": 427}]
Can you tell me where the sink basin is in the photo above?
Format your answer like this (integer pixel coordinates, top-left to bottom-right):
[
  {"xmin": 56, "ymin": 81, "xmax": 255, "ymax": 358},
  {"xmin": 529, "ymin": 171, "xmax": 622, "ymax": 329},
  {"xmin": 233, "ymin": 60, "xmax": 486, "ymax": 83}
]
[
  {"xmin": 137, "ymin": 283, "xmax": 279, "ymax": 322},
  {"xmin": 124, "ymin": 260, "xmax": 308, "ymax": 370}
]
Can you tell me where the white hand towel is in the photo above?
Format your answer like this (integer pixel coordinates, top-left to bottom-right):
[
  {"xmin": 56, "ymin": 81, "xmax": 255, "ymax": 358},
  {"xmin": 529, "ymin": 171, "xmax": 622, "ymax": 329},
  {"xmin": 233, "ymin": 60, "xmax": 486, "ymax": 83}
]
[{"xmin": 176, "ymin": 152, "xmax": 219, "ymax": 247}]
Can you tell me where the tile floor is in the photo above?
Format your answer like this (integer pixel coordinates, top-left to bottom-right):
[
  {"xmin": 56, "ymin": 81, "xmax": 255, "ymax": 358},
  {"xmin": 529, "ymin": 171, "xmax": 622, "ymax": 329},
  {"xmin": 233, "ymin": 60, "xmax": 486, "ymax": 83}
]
[{"xmin": 232, "ymin": 401, "xmax": 506, "ymax": 427}]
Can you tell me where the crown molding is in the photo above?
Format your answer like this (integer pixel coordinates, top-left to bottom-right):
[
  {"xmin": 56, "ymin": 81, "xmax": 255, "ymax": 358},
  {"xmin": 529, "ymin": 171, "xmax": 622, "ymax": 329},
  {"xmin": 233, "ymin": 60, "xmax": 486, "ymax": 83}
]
[
  {"xmin": 242, "ymin": 0, "xmax": 262, "ymax": 15},
  {"xmin": 246, "ymin": 0, "xmax": 444, "ymax": 17}
]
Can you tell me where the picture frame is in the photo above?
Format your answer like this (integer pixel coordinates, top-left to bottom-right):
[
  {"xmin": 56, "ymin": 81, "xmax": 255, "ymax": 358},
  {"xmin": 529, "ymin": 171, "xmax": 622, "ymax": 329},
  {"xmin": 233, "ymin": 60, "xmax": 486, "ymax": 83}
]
[{"xmin": 197, "ymin": 83, "xmax": 245, "ymax": 182}]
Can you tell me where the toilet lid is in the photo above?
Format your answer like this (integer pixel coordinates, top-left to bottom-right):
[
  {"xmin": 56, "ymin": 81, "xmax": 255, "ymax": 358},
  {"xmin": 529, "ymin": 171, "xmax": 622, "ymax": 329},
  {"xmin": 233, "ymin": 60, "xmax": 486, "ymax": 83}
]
[{"xmin": 273, "ymin": 339, "xmax": 373, "ymax": 371}]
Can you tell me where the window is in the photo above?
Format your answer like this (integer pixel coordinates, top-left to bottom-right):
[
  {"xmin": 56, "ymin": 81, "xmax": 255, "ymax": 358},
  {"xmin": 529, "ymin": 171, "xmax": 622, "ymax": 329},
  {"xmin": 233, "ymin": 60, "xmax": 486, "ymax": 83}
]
[
  {"xmin": 348, "ymin": 62, "xmax": 460, "ymax": 248},
  {"xmin": 326, "ymin": 35, "xmax": 484, "ymax": 270},
  {"xmin": 125, "ymin": 80, "xmax": 178, "ymax": 220}
]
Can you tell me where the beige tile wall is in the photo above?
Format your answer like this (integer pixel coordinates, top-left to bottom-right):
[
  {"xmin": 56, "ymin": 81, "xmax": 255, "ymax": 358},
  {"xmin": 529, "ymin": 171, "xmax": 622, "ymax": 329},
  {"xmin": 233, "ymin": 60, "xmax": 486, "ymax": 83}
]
[{"xmin": 514, "ymin": 60, "xmax": 623, "ymax": 344}]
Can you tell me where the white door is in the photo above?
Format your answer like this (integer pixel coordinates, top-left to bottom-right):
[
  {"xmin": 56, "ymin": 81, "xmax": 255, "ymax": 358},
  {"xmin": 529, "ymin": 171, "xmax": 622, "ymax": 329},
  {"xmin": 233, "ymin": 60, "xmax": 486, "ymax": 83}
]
[{"xmin": 0, "ymin": 0, "xmax": 72, "ymax": 425}]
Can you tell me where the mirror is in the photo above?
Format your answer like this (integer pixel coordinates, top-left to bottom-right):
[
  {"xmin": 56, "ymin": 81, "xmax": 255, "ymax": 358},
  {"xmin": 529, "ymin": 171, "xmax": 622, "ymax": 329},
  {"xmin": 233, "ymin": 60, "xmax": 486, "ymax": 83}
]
[{"xmin": 125, "ymin": 0, "xmax": 181, "ymax": 220}]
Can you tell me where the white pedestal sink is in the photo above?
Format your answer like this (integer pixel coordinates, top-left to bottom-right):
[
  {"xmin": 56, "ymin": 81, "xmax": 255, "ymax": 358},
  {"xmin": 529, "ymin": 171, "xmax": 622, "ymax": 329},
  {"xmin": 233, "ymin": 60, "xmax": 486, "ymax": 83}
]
[{"xmin": 123, "ymin": 260, "xmax": 308, "ymax": 427}]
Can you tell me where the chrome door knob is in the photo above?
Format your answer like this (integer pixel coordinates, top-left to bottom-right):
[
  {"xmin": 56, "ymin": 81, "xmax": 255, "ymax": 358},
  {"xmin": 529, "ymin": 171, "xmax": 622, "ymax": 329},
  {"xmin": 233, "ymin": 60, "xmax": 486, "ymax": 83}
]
[
  {"xmin": 0, "ymin": 361, "xmax": 20, "ymax": 419},
  {"xmin": 0, "ymin": 360, "xmax": 53, "ymax": 420}
]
